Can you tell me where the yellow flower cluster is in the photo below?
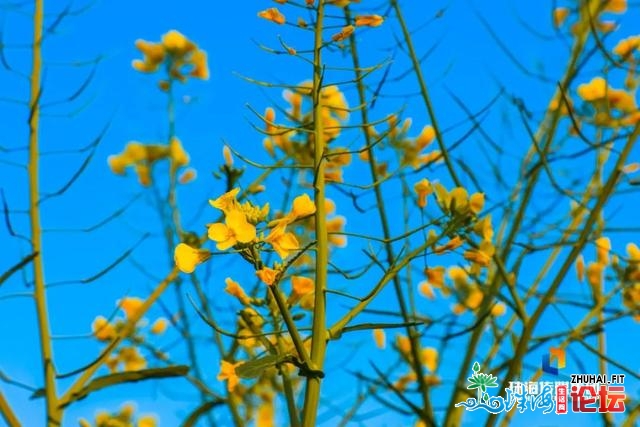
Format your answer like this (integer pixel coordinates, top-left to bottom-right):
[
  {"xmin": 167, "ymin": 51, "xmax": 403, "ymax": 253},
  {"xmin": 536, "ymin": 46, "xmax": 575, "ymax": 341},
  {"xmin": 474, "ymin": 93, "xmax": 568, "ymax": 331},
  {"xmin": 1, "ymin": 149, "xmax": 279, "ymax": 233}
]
[
  {"xmin": 556, "ymin": 1, "xmax": 626, "ymax": 36},
  {"xmin": 432, "ymin": 183, "xmax": 485, "ymax": 217},
  {"xmin": 207, "ymin": 188, "xmax": 265, "ymax": 251},
  {"xmin": 263, "ymin": 82, "xmax": 352, "ymax": 183},
  {"xmin": 266, "ymin": 193, "xmax": 316, "ymax": 259},
  {"xmin": 369, "ymin": 116, "xmax": 441, "ymax": 171},
  {"xmin": 613, "ymin": 35, "xmax": 640, "ymax": 59},
  {"xmin": 174, "ymin": 190, "xmax": 316, "ymax": 273},
  {"xmin": 90, "ymin": 297, "xmax": 168, "ymax": 372},
  {"xmin": 108, "ymin": 138, "xmax": 193, "ymax": 186},
  {"xmin": 577, "ymin": 76, "xmax": 639, "ymax": 127},
  {"xmin": 79, "ymin": 403, "xmax": 157, "ymax": 427},
  {"xmin": 133, "ymin": 30, "xmax": 209, "ymax": 86}
]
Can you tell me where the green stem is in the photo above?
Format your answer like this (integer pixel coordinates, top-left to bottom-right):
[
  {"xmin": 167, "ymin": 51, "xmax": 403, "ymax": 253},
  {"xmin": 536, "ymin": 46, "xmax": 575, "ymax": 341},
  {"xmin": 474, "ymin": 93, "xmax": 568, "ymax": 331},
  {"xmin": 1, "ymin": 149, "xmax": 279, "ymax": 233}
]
[
  {"xmin": 443, "ymin": 9, "xmax": 593, "ymax": 423},
  {"xmin": 486, "ymin": 124, "xmax": 639, "ymax": 427},
  {"xmin": 59, "ymin": 268, "xmax": 179, "ymax": 408},
  {"xmin": 0, "ymin": 391, "xmax": 20, "ymax": 427},
  {"xmin": 28, "ymin": 1, "xmax": 60, "ymax": 424},
  {"xmin": 302, "ymin": 3, "xmax": 329, "ymax": 425},
  {"xmin": 345, "ymin": 8, "xmax": 434, "ymax": 423},
  {"xmin": 391, "ymin": 0, "xmax": 461, "ymax": 188}
]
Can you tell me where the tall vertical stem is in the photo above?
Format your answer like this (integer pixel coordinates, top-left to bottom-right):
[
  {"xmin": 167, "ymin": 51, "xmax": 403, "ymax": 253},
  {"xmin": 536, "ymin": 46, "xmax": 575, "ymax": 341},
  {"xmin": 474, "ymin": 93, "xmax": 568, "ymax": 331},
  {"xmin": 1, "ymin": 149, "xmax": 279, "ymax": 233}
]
[
  {"xmin": 302, "ymin": 2, "xmax": 328, "ymax": 425},
  {"xmin": 28, "ymin": 0, "xmax": 60, "ymax": 424}
]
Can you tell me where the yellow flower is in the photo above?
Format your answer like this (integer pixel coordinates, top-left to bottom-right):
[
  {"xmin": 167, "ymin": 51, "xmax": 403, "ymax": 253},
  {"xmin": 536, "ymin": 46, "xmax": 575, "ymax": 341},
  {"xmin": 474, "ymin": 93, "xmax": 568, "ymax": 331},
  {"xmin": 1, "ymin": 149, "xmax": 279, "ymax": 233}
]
[
  {"xmin": 595, "ymin": 237, "xmax": 611, "ymax": 265},
  {"xmin": 373, "ymin": 328, "xmax": 386, "ymax": 349},
  {"xmin": 604, "ymin": 0, "xmax": 626, "ymax": 13},
  {"xmin": 421, "ymin": 347, "xmax": 438, "ymax": 372},
  {"xmin": 265, "ymin": 224, "xmax": 300, "ymax": 259},
  {"xmin": 138, "ymin": 415, "xmax": 157, "ymax": 427},
  {"xmin": 209, "ymin": 188, "xmax": 241, "ymax": 213},
  {"xmin": 473, "ymin": 215, "xmax": 494, "ymax": 240},
  {"xmin": 322, "ymin": 85, "xmax": 350, "ymax": 121},
  {"xmin": 576, "ymin": 254, "xmax": 585, "ymax": 282},
  {"xmin": 92, "ymin": 316, "xmax": 115, "ymax": 341},
  {"xmin": 332, "ymin": 25, "xmax": 355, "ymax": 42},
  {"xmin": 119, "ymin": 346, "xmax": 147, "ymax": 371},
  {"xmin": 150, "ymin": 318, "xmax": 168, "ymax": 334},
  {"xmin": 291, "ymin": 193, "xmax": 316, "ymax": 219},
  {"xmin": 394, "ymin": 372, "xmax": 417, "ymax": 391},
  {"xmin": 627, "ymin": 243, "xmax": 640, "ymax": 263},
  {"xmin": 222, "ymin": 145, "xmax": 234, "ymax": 167},
  {"xmin": 396, "ymin": 335, "xmax": 411, "ymax": 354},
  {"xmin": 577, "ymin": 77, "xmax": 615, "ymax": 102},
  {"xmin": 419, "ymin": 281, "xmax": 436, "ymax": 299},
  {"xmin": 434, "ymin": 236, "xmax": 463, "ymax": 254},
  {"xmin": 256, "ymin": 267, "xmax": 278, "ymax": 286},
  {"xmin": 465, "ymin": 288, "xmax": 484, "ymax": 310},
  {"xmin": 327, "ymin": 216, "xmax": 347, "ymax": 247},
  {"xmin": 208, "ymin": 210, "xmax": 257, "ymax": 250},
  {"xmin": 448, "ymin": 266, "xmax": 469, "ymax": 287},
  {"xmin": 256, "ymin": 399, "xmax": 275, "ymax": 427},
  {"xmin": 553, "ymin": 8, "xmax": 570, "ymax": 28},
  {"xmin": 469, "ymin": 193, "xmax": 485, "ymax": 214},
  {"xmin": 218, "ymin": 360, "xmax": 241, "ymax": 392},
  {"xmin": 258, "ymin": 7, "xmax": 286, "ymax": 25},
  {"xmin": 174, "ymin": 243, "xmax": 211, "ymax": 273},
  {"xmin": 299, "ymin": 293, "xmax": 315, "ymax": 310},
  {"xmin": 189, "ymin": 49, "xmax": 209, "ymax": 80},
  {"xmin": 491, "ymin": 302, "xmax": 506, "ymax": 316},
  {"xmin": 414, "ymin": 179, "xmax": 433, "ymax": 208},
  {"xmin": 425, "ymin": 266, "xmax": 446, "ymax": 288},
  {"xmin": 415, "ymin": 125, "xmax": 435, "ymax": 149},
  {"xmin": 586, "ymin": 262, "xmax": 604, "ymax": 289},
  {"xmin": 355, "ymin": 15, "xmax": 384, "ymax": 27},
  {"xmin": 178, "ymin": 168, "xmax": 197, "ymax": 184},
  {"xmin": 107, "ymin": 154, "xmax": 131, "ymax": 175},
  {"xmin": 225, "ymin": 278, "xmax": 251, "ymax": 305},
  {"xmin": 291, "ymin": 276, "xmax": 314, "ymax": 296},
  {"xmin": 613, "ymin": 35, "xmax": 640, "ymax": 57},
  {"xmin": 169, "ymin": 137, "xmax": 189, "ymax": 167},
  {"xmin": 162, "ymin": 30, "xmax": 195, "ymax": 55},
  {"xmin": 449, "ymin": 187, "xmax": 469, "ymax": 213},
  {"xmin": 134, "ymin": 163, "xmax": 152, "ymax": 187},
  {"xmin": 119, "ymin": 297, "xmax": 144, "ymax": 320}
]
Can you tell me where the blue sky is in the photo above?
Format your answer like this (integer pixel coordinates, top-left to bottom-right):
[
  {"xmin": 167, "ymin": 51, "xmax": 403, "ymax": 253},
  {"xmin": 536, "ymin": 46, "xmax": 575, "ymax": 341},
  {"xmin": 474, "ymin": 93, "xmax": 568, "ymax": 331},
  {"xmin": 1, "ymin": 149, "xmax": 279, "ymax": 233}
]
[{"xmin": 1, "ymin": 0, "xmax": 639, "ymax": 426}]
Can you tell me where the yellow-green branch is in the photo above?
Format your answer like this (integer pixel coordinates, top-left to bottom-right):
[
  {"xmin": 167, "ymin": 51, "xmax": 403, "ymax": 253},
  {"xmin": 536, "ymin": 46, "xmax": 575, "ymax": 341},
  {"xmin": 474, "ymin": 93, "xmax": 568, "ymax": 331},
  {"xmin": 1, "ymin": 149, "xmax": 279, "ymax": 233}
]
[
  {"xmin": 302, "ymin": 2, "xmax": 328, "ymax": 425},
  {"xmin": 28, "ymin": 0, "xmax": 60, "ymax": 424}
]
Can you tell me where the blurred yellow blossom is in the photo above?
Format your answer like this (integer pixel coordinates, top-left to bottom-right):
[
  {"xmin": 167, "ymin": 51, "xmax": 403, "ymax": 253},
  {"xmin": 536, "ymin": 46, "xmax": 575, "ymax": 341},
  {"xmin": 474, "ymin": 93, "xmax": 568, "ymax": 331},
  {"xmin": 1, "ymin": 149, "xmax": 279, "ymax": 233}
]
[
  {"xmin": 150, "ymin": 318, "xmax": 168, "ymax": 335},
  {"xmin": 355, "ymin": 15, "xmax": 384, "ymax": 27},
  {"xmin": 92, "ymin": 316, "xmax": 115, "ymax": 341},
  {"xmin": 414, "ymin": 179, "xmax": 433, "ymax": 208},
  {"xmin": 421, "ymin": 348, "xmax": 438, "ymax": 372},
  {"xmin": 256, "ymin": 267, "xmax": 278, "ymax": 286},
  {"xmin": 218, "ymin": 360, "xmax": 241, "ymax": 392},
  {"xmin": 174, "ymin": 243, "xmax": 211, "ymax": 273},
  {"xmin": 119, "ymin": 297, "xmax": 144, "ymax": 320},
  {"xmin": 373, "ymin": 328, "xmax": 386, "ymax": 349},
  {"xmin": 258, "ymin": 7, "xmax": 286, "ymax": 25},
  {"xmin": 225, "ymin": 278, "xmax": 251, "ymax": 305},
  {"xmin": 332, "ymin": 25, "xmax": 355, "ymax": 42}
]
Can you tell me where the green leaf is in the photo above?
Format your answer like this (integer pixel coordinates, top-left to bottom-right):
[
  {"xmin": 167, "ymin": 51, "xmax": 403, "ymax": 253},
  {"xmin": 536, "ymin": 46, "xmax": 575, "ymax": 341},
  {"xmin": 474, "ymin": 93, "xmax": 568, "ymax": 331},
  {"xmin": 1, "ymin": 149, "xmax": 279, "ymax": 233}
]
[
  {"xmin": 59, "ymin": 365, "xmax": 189, "ymax": 406},
  {"xmin": 472, "ymin": 362, "xmax": 480, "ymax": 373},
  {"xmin": 235, "ymin": 354, "xmax": 289, "ymax": 379}
]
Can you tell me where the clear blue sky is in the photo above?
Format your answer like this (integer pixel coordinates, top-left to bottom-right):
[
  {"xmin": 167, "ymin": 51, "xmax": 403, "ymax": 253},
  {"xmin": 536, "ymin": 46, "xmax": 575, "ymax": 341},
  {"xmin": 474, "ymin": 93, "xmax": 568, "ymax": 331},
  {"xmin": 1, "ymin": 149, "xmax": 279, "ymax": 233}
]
[{"xmin": 1, "ymin": 0, "xmax": 638, "ymax": 426}]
